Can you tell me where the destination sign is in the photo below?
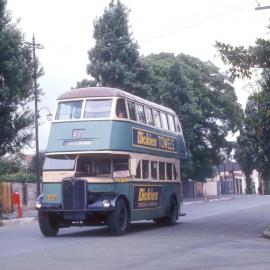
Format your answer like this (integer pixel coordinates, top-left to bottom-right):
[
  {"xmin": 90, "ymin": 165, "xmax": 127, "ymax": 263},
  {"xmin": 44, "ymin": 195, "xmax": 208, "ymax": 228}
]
[
  {"xmin": 132, "ymin": 128, "xmax": 177, "ymax": 152},
  {"xmin": 133, "ymin": 185, "xmax": 162, "ymax": 209}
]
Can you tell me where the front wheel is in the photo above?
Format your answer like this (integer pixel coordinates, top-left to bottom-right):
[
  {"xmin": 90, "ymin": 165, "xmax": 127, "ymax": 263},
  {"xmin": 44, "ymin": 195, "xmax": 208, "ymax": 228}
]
[
  {"xmin": 38, "ymin": 212, "xmax": 59, "ymax": 237},
  {"xmin": 107, "ymin": 198, "xmax": 130, "ymax": 236},
  {"xmin": 154, "ymin": 197, "xmax": 178, "ymax": 226}
]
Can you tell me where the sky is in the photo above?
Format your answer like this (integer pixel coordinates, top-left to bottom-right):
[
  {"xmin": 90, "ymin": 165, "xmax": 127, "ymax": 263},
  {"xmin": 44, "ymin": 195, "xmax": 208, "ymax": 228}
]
[{"xmin": 6, "ymin": 0, "xmax": 270, "ymax": 152}]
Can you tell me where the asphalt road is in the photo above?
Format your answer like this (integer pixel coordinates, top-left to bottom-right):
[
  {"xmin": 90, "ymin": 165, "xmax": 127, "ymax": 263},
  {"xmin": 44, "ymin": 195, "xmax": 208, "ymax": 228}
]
[{"xmin": 1, "ymin": 196, "xmax": 270, "ymax": 270}]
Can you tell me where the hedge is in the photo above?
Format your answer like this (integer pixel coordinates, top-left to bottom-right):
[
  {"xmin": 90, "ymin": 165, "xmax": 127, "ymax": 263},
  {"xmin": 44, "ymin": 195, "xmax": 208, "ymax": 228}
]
[{"xmin": 0, "ymin": 172, "xmax": 36, "ymax": 183}]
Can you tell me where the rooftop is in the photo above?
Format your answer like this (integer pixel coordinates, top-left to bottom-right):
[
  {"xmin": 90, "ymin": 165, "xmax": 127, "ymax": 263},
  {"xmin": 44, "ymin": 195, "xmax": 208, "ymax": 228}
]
[{"xmin": 57, "ymin": 87, "xmax": 175, "ymax": 114}]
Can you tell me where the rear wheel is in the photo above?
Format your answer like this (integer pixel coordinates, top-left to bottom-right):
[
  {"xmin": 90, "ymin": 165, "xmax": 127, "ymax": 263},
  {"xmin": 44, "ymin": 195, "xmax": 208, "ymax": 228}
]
[
  {"xmin": 154, "ymin": 197, "xmax": 178, "ymax": 226},
  {"xmin": 38, "ymin": 212, "xmax": 59, "ymax": 237},
  {"xmin": 108, "ymin": 198, "xmax": 130, "ymax": 236}
]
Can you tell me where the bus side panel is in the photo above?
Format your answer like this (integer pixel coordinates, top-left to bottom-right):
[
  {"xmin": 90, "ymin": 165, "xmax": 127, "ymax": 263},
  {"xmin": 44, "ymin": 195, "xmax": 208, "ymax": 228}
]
[
  {"xmin": 130, "ymin": 182, "xmax": 181, "ymax": 221},
  {"xmin": 42, "ymin": 183, "xmax": 62, "ymax": 205},
  {"xmin": 46, "ymin": 121, "xmax": 113, "ymax": 153},
  {"xmin": 88, "ymin": 183, "xmax": 114, "ymax": 193},
  {"xmin": 129, "ymin": 182, "xmax": 163, "ymax": 221},
  {"xmin": 110, "ymin": 121, "xmax": 186, "ymax": 159}
]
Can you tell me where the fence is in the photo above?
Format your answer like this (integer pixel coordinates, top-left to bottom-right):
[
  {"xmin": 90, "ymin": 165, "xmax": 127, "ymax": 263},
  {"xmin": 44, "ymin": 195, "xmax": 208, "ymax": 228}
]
[{"xmin": 0, "ymin": 182, "xmax": 37, "ymax": 214}]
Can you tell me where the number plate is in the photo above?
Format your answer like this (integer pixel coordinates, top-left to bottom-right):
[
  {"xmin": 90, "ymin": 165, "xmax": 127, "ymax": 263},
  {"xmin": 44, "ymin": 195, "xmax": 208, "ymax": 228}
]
[
  {"xmin": 72, "ymin": 129, "xmax": 86, "ymax": 138},
  {"xmin": 47, "ymin": 194, "xmax": 57, "ymax": 201}
]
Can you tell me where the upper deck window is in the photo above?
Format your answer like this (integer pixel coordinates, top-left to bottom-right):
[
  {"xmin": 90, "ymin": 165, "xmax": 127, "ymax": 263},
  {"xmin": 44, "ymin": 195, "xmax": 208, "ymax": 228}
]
[
  {"xmin": 127, "ymin": 101, "xmax": 137, "ymax": 121},
  {"xmin": 167, "ymin": 114, "xmax": 176, "ymax": 132},
  {"xmin": 43, "ymin": 156, "xmax": 76, "ymax": 171},
  {"xmin": 136, "ymin": 103, "xmax": 146, "ymax": 124},
  {"xmin": 160, "ymin": 112, "xmax": 169, "ymax": 130},
  {"xmin": 152, "ymin": 109, "xmax": 162, "ymax": 128},
  {"xmin": 174, "ymin": 116, "xmax": 182, "ymax": 133},
  {"xmin": 55, "ymin": 101, "xmax": 82, "ymax": 120},
  {"xmin": 84, "ymin": 99, "xmax": 112, "ymax": 118},
  {"xmin": 116, "ymin": 98, "xmax": 127, "ymax": 119},
  {"xmin": 145, "ymin": 107, "xmax": 154, "ymax": 126}
]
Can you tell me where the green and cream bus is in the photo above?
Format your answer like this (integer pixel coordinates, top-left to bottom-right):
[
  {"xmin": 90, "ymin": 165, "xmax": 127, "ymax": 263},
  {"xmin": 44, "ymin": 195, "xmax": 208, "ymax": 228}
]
[{"xmin": 36, "ymin": 87, "xmax": 187, "ymax": 236}]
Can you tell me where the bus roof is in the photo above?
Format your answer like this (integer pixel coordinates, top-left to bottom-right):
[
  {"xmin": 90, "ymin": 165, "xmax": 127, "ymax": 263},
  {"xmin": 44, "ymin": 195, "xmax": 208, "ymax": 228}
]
[{"xmin": 57, "ymin": 87, "xmax": 175, "ymax": 114}]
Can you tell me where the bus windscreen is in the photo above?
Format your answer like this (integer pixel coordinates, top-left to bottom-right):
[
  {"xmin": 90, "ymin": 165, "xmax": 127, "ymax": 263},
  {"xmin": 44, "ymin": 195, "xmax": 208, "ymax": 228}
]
[
  {"xmin": 55, "ymin": 101, "xmax": 82, "ymax": 120},
  {"xmin": 43, "ymin": 156, "xmax": 76, "ymax": 171}
]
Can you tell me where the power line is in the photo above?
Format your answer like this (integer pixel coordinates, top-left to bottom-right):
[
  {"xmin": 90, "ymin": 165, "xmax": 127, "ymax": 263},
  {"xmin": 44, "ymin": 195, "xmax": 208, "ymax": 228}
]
[{"xmin": 141, "ymin": 4, "xmax": 250, "ymax": 42}]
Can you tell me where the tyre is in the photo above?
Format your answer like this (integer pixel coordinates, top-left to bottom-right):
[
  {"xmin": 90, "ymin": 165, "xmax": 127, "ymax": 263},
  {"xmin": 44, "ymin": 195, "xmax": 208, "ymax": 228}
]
[
  {"xmin": 107, "ymin": 198, "xmax": 130, "ymax": 236},
  {"xmin": 38, "ymin": 212, "xmax": 59, "ymax": 237},
  {"xmin": 154, "ymin": 197, "xmax": 178, "ymax": 226}
]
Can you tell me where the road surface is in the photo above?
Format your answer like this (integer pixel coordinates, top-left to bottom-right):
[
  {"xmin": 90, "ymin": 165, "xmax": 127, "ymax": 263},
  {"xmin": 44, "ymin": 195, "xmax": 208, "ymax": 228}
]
[{"xmin": 1, "ymin": 196, "xmax": 270, "ymax": 270}]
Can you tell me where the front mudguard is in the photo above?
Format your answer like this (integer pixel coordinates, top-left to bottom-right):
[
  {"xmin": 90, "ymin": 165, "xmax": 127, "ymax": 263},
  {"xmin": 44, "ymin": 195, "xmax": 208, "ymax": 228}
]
[{"xmin": 87, "ymin": 193, "xmax": 121, "ymax": 211}]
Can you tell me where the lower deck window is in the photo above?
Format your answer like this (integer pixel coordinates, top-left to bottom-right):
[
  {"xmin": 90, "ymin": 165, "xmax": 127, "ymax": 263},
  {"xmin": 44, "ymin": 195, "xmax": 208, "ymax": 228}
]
[
  {"xmin": 142, "ymin": 160, "xmax": 149, "ymax": 179},
  {"xmin": 136, "ymin": 161, "xmax": 141, "ymax": 178},
  {"xmin": 113, "ymin": 158, "xmax": 129, "ymax": 171},
  {"xmin": 151, "ymin": 161, "xmax": 158, "ymax": 180},
  {"xmin": 173, "ymin": 165, "xmax": 178, "ymax": 180},
  {"xmin": 166, "ymin": 163, "xmax": 173, "ymax": 180},
  {"xmin": 159, "ymin": 162, "xmax": 165, "ymax": 180},
  {"xmin": 96, "ymin": 159, "xmax": 111, "ymax": 174},
  {"xmin": 43, "ymin": 156, "xmax": 76, "ymax": 170}
]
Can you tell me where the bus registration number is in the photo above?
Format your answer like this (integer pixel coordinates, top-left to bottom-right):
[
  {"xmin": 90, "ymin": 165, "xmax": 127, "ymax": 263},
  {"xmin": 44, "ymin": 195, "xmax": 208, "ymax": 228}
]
[{"xmin": 47, "ymin": 194, "xmax": 57, "ymax": 201}]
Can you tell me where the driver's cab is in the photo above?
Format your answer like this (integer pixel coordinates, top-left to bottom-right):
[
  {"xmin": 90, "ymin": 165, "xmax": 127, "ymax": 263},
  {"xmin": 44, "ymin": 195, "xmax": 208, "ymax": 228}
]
[{"xmin": 42, "ymin": 154, "xmax": 131, "ymax": 183}]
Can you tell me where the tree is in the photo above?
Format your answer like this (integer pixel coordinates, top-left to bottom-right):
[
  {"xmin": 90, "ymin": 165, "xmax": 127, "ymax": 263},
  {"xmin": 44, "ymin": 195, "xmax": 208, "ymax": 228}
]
[
  {"xmin": 0, "ymin": 0, "xmax": 34, "ymax": 156},
  {"xmin": 86, "ymin": 0, "xmax": 150, "ymax": 97},
  {"xmin": 216, "ymin": 26, "xmax": 270, "ymax": 193},
  {"xmin": 29, "ymin": 151, "xmax": 45, "ymax": 176},
  {"xmin": 0, "ymin": 155, "xmax": 22, "ymax": 175},
  {"xmin": 143, "ymin": 53, "xmax": 243, "ymax": 181}
]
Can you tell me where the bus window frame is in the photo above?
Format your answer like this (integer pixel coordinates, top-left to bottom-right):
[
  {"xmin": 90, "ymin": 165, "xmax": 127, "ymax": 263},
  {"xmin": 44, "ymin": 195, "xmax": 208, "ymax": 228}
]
[
  {"xmin": 160, "ymin": 112, "xmax": 169, "ymax": 131},
  {"xmin": 136, "ymin": 103, "xmax": 146, "ymax": 124},
  {"xmin": 83, "ymin": 98, "xmax": 113, "ymax": 119},
  {"xmin": 145, "ymin": 106, "xmax": 155, "ymax": 126},
  {"xmin": 55, "ymin": 99, "xmax": 84, "ymax": 121},
  {"xmin": 53, "ymin": 97, "xmax": 182, "ymax": 137},
  {"xmin": 127, "ymin": 100, "xmax": 137, "ymax": 121},
  {"xmin": 53, "ymin": 97, "xmax": 115, "ymax": 122},
  {"xmin": 167, "ymin": 114, "xmax": 176, "ymax": 132},
  {"xmin": 152, "ymin": 109, "xmax": 162, "ymax": 129},
  {"xmin": 115, "ymin": 97, "xmax": 128, "ymax": 119}
]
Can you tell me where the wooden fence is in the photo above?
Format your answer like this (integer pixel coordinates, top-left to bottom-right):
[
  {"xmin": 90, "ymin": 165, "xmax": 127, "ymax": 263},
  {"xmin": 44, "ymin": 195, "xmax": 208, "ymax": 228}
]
[{"xmin": 0, "ymin": 182, "xmax": 12, "ymax": 213}]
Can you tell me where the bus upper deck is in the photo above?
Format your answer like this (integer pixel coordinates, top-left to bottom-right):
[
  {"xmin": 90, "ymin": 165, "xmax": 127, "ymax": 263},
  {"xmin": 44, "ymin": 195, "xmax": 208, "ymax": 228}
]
[{"xmin": 46, "ymin": 87, "xmax": 186, "ymax": 160}]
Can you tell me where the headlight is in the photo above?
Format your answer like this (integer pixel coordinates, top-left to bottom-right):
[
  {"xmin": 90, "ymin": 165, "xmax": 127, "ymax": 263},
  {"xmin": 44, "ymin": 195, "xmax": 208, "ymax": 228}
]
[
  {"xmin": 35, "ymin": 201, "xmax": 42, "ymax": 209},
  {"xmin": 102, "ymin": 199, "xmax": 111, "ymax": 208}
]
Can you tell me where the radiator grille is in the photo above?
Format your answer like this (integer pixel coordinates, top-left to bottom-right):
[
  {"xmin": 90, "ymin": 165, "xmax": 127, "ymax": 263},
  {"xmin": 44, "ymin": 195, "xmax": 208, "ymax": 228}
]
[{"xmin": 62, "ymin": 179, "xmax": 86, "ymax": 210}]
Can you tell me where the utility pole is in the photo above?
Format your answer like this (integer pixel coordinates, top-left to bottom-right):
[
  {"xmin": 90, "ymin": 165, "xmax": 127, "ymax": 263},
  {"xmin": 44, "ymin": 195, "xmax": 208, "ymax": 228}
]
[{"xmin": 26, "ymin": 35, "xmax": 43, "ymax": 196}]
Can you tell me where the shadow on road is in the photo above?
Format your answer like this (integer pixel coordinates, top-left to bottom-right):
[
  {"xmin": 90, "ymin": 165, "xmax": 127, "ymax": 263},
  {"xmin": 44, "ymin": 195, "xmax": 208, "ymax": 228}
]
[{"xmin": 56, "ymin": 221, "xmax": 183, "ymax": 238}]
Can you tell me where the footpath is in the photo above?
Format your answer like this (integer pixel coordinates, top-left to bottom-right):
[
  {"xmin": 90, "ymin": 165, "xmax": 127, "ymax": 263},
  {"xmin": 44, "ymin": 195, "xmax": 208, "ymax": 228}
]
[{"xmin": 0, "ymin": 194, "xmax": 254, "ymax": 226}]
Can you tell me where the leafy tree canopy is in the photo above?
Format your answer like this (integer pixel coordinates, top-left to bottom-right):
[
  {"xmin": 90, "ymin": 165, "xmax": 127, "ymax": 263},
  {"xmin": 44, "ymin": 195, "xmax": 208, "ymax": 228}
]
[
  {"xmin": 86, "ymin": 0, "xmax": 151, "ymax": 97},
  {"xmin": 0, "ymin": 0, "xmax": 35, "ymax": 155},
  {"xmin": 216, "ymin": 25, "xmax": 270, "ymax": 192},
  {"xmin": 143, "ymin": 53, "xmax": 243, "ymax": 181}
]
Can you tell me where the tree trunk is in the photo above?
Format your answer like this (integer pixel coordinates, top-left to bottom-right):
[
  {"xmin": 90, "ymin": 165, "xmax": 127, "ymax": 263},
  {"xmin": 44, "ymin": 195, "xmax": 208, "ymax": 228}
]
[
  {"xmin": 263, "ymin": 172, "xmax": 270, "ymax": 195},
  {"xmin": 244, "ymin": 173, "xmax": 253, "ymax": 194}
]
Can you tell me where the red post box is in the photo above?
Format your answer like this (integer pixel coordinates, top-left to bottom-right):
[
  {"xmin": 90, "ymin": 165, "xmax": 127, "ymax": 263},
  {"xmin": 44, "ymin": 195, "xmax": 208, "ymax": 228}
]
[
  {"xmin": 11, "ymin": 192, "xmax": 22, "ymax": 218},
  {"xmin": 12, "ymin": 192, "xmax": 20, "ymax": 205}
]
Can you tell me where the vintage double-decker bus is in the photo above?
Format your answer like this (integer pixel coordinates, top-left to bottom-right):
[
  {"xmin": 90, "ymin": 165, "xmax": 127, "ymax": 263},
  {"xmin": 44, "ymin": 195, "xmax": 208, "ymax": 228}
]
[{"xmin": 36, "ymin": 87, "xmax": 187, "ymax": 236}]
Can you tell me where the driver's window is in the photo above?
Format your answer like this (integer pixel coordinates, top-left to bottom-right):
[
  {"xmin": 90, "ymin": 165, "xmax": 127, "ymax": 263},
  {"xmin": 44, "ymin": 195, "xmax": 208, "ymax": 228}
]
[
  {"xmin": 95, "ymin": 159, "xmax": 111, "ymax": 175},
  {"xmin": 76, "ymin": 158, "xmax": 92, "ymax": 176}
]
